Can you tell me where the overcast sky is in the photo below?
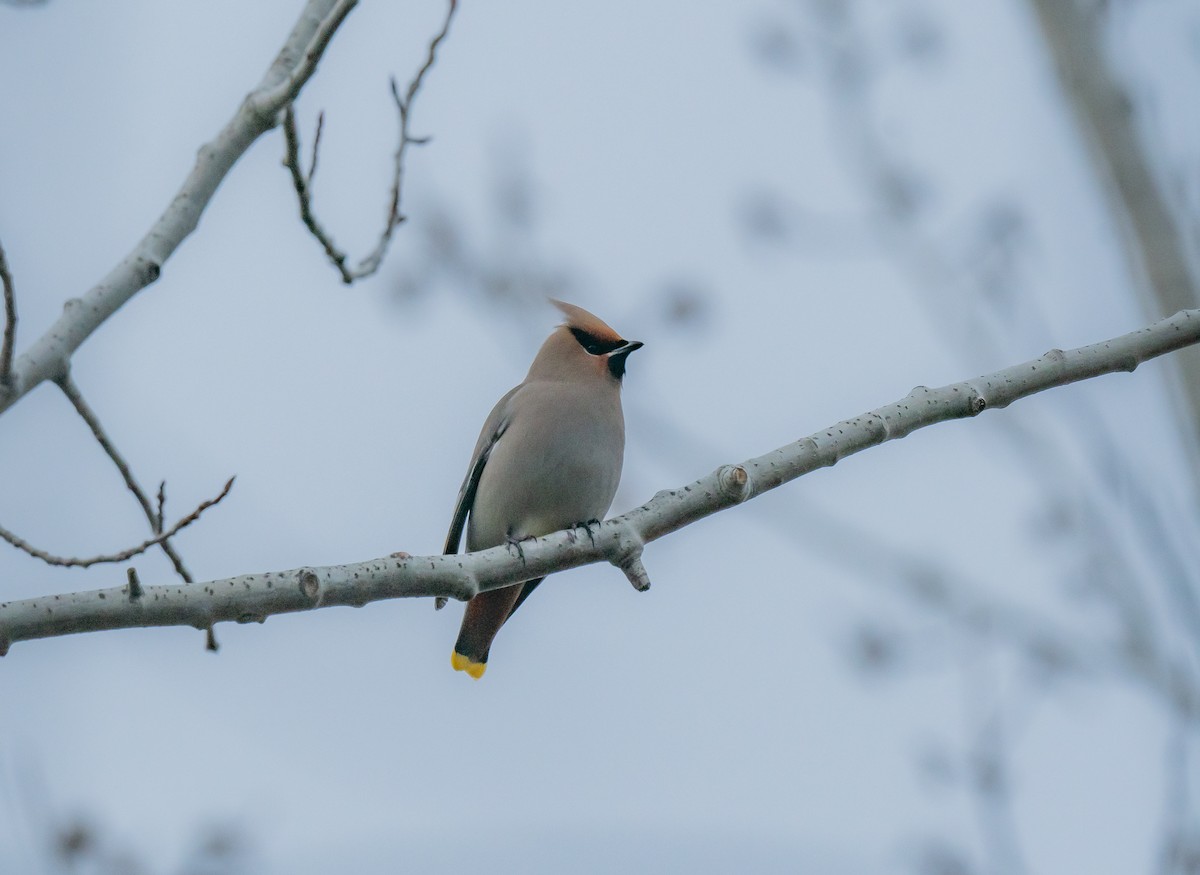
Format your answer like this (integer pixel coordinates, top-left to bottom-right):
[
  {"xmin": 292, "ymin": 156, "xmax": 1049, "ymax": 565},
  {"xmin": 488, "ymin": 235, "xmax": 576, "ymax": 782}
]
[{"xmin": 1, "ymin": 1, "xmax": 1198, "ymax": 873}]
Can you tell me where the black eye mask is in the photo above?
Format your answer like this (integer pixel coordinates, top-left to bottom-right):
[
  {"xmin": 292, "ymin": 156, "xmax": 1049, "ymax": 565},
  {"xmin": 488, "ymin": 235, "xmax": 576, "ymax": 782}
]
[{"xmin": 569, "ymin": 327, "xmax": 626, "ymax": 356}]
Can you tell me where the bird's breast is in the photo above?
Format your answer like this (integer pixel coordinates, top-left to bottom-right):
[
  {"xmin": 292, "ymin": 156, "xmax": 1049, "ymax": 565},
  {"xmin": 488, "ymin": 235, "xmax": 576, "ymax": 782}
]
[{"xmin": 466, "ymin": 383, "xmax": 625, "ymax": 549}]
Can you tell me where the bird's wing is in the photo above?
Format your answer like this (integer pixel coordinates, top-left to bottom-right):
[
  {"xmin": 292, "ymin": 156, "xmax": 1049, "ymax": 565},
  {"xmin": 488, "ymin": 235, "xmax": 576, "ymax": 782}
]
[
  {"xmin": 442, "ymin": 384, "xmax": 522, "ymax": 556},
  {"xmin": 436, "ymin": 386, "xmax": 521, "ymax": 610}
]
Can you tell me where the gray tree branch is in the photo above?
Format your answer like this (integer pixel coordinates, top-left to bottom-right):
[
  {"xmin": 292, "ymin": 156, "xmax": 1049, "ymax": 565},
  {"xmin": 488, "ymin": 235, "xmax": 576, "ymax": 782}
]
[
  {"xmin": 0, "ymin": 0, "xmax": 357, "ymax": 416},
  {"xmin": 3, "ymin": 308, "xmax": 1198, "ymax": 710},
  {"xmin": 56, "ymin": 373, "xmax": 202, "ymax": 582}
]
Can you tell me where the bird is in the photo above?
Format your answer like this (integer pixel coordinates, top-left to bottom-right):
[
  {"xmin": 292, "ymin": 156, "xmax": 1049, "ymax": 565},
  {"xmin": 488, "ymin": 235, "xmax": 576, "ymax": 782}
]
[{"xmin": 441, "ymin": 300, "xmax": 643, "ymax": 679}]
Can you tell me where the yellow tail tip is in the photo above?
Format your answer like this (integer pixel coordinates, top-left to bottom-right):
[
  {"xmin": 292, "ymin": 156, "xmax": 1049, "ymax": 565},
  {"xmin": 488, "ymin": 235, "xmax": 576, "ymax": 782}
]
[{"xmin": 451, "ymin": 651, "xmax": 487, "ymax": 679}]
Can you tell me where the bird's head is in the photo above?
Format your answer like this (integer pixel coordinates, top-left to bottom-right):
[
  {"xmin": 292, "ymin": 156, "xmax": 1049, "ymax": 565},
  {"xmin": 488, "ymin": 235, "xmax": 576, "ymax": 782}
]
[{"xmin": 527, "ymin": 300, "xmax": 643, "ymax": 383}]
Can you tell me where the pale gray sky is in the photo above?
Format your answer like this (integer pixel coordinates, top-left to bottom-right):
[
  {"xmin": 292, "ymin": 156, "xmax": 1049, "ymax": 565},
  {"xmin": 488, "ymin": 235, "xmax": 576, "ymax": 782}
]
[{"xmin": 0, "ymin": 1, "xmax": 1197, "ymax": 872}]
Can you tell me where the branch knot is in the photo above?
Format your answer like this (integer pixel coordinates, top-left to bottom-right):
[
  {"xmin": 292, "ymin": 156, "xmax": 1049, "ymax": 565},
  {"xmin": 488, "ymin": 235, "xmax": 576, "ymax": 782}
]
[
  {"xmin": 126, "ymin": 567, "xmax": 144, "ymax": 601},
  {"xmin": 608, "ymin": 522, "xmax": 651, "ymax": 592},
  {"xmin": 717, "ymin": 464, "xmax": 751, "ymax": 503},
  {"xmin": 298, "ymin": 568, "xmax": 322, "ymax": 604}
]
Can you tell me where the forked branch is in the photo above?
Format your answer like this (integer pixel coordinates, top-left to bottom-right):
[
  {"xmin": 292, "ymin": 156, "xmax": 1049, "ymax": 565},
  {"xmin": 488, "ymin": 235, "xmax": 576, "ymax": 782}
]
[
  {"xmin": 57, "ymin": 373, "xmax": 199, "ymax": 581},
  {"xmin": 0, "ymin": 477, "xmax": 234, "ymax": 570},
  {"xmin": 0, "ymin": 0, "xmax": 360, "ymax": 418},
  {"xmin": 282, "ymin": 0, "xmax": 457, "ymax": 284}
]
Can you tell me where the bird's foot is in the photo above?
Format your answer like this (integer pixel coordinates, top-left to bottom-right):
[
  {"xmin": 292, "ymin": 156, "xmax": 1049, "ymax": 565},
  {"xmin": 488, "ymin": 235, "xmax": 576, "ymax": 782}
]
[
  {"xmin": 574, "ymin": 518, "xmax": 602, "ymax": 548},
  {"xmin": 506, "ymin": 534, "xmax": 533, "ymax": 565}
]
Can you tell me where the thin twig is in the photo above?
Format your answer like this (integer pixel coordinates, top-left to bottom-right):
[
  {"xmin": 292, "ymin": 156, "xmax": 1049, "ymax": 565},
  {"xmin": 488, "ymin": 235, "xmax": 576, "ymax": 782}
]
[
  {"xmin": 0, "ymin": 476, "xmax": 234, "ymax": 569},
  {"xmin": 400, "ymin": 0, "xmax": 457, "ymax": 108},
  {"xmin": 57, "ymin": 373, "xmax": 196, "ymax": 582},
  {"xmin": 0, "ymin": 237, "xmax": 16, "ymax": 389},
  {"xmin": 282, "ymin": 0, "xmax": 458, "ymax": 284},
  {"xmin": 155, "ymin": 481, "xmax": 166, "ymax": 534},
  {"xmin": 283, "ymin": 105, "xmax": 350, "ymax": 280},
  {"xmin": 307, "ymin": 111, "xmax": 324, "ymax": 188}
]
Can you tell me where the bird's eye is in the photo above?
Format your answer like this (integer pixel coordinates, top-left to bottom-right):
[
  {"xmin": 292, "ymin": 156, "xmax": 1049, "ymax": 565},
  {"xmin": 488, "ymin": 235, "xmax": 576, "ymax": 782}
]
[{"xmin": 570, "ymin": 328, "xmax": 620, "ymax": 356}]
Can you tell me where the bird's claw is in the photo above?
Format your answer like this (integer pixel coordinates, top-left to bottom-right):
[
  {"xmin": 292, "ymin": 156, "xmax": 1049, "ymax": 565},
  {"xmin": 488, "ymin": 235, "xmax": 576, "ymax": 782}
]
[
  {"xmin": 506, "ymin": 534, "xmax": 529, "ymax": 565},
  {"xmin": 574, "ymin": 518, "xmax": 601, "ymax": 548}
]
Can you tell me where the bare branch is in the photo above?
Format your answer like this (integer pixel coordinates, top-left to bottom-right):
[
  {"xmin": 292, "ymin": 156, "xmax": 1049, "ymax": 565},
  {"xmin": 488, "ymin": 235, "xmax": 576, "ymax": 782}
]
[
  {"xmin": 253, "ymin": 0, "xmax": 358, "ymax": 111},
  {"xmin": 0, "ymin": 0, "xmax": 359, "ymax": 418},
  {"xmin": 633, "ymin": 398, "xmax": 1139, "ymax": 692},
  {"xmin": 3, "ymin": 309, "xmax": 1199, "ymax": 710},
  {"xmin": 56, "ymin": 373, "xmax": 195, "ymax": 582},
  {"xmin": 283, "ymin": 0, "xmax": 458, "ymax": 284},
  {"xmin": 399, "ymin": 0, "xmax": 457, "ymax": 109},
  {"xmin": 154, "ymin": 481, "xmax": 166, "ymax": 534},
  {"xmin": 0, "ymin": 477, "xmax": 234, "ymax": 570},
  {"xmin": 0, "ymin": 237, "xmax": 15, "ymax": 390},
  {"xmin": 306, "ymin": 110, "xmax": 325, "ymax": 189},
  {"xmin": 282, "ymin": 106, "xmax": 350, "ymax": 278}
]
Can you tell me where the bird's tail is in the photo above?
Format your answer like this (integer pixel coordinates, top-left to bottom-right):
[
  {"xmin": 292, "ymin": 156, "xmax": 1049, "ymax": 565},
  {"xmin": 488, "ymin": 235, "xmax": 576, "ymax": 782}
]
[
  {"xmin": 451, "ymin": 650, "xmax": 487, "ymax": 679},
  {"xmin": 450, "ymin": 579, "xmax": 544, "ymax": 679},
  {"xmin": 451, "ymin": 584, "xmax": 523, "ymax": 680}
]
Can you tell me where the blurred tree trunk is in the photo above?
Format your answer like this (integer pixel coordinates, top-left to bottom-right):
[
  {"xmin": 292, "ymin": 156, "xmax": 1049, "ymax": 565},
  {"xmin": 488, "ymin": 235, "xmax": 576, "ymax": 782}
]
[{"xmin": 1029, "ymin": 0, "xmax": 1200, "ymax": 491}]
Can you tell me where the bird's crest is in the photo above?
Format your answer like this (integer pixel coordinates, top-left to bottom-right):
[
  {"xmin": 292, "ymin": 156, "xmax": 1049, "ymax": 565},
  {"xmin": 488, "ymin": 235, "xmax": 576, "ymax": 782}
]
[{"xmin": 551, "ymin": 299, "xmax": 623, "ymax": 344}]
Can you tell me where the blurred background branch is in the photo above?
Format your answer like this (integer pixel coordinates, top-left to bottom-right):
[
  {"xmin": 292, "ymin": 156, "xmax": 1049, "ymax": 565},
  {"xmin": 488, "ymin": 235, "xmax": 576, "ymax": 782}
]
[
  {"xmin": 1029, "ymin": 0, "xmax": 1200, "ymax": 488},
  {"xmin": 736, "ymin": 1, "xmax": 1200, "ymax": 871}
]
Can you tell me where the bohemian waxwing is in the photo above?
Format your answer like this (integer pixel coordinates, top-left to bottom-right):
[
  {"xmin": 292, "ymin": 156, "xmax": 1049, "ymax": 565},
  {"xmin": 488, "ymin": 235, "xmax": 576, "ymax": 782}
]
[{"xmin": 441, "ymin": 300, "xmax": 643, "ymax": 679}]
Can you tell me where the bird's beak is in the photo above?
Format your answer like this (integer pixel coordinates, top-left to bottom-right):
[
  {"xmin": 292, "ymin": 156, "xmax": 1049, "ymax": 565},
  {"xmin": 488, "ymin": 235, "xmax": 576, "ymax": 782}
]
[
  {"xmin": 605, "ymin": 340, "xmax": 642, "ymax": 380},
  {"xmin": 609, "ymin": 340, "xmax": 644, "ymax": 358}
]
